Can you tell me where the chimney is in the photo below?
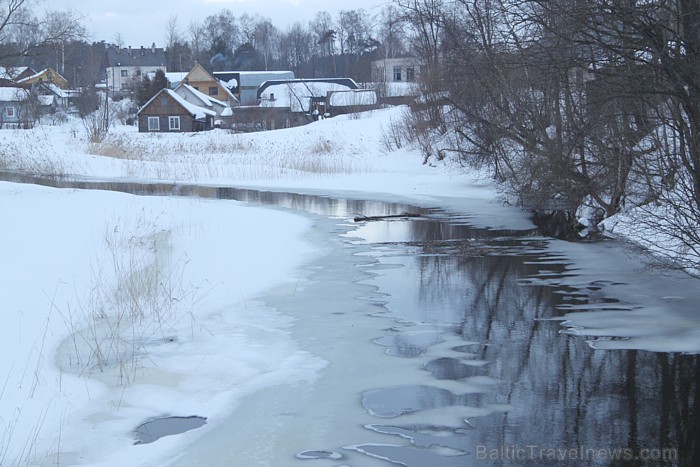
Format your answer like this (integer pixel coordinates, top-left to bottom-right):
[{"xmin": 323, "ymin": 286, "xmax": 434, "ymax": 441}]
[{"xmin": 151, "ymin": 42, "xmax": 156, "ymax": 53}]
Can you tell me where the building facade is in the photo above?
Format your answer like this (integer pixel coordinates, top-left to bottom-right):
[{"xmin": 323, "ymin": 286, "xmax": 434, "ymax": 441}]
[{"xmin": 106, "ymin": 44, "xmax": 167, "ymax": 92}]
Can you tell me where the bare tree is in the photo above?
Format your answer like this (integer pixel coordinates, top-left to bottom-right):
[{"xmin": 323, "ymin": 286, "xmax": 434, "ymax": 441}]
[
  {"xmin": 311, "ymin": 11, "xmax": 336, "ymax": 57},
  {"xmin": 377, "ymin": 5, "xmax": 408, "ymax": 59},
  {"xmin": 164, "ymin": 14, "xmax": 182, "ymax": 50},
  {"xmin": 202, "ymin": 9, "xmax": 239, "ymax": 67},
  {"xmin": 337, "ymin": 9, "xmax": 373, "ymax": 55},
  {"xmin": 0, "ymin": 0, "xmax": 86, "ymax": 64},
  {"xmin": 278, "ymin": 22, "xmax": 313, "ymax": 75},
  {"xmin": 188, "ymin": 20, "xmax": 206, "ymax": 64}
]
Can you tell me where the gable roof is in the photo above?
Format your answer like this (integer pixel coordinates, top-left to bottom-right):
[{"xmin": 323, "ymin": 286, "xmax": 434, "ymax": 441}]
[
  {"xmin": 106, "ymin": 44, "xmax": 167, "ymax": 68},
  {"xmin": 0, "ymin": 67, "xmax": 35, "ymax": 81},
  {"xmin": 137, "ymin": 88, "xmax": 216, "ymax": 119},
  {"xmin": 32, "ymin": 81, "xmax": 68, "ymax": 98},
  {"xmin": 181, "ymin": 63, "xmax": 238, "ymax": 103},
  {"xmin": 175, "ymin": 83, "xmax": 228, "ymax": 108}
]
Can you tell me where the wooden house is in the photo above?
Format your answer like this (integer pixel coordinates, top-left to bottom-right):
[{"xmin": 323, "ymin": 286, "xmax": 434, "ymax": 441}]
[
  {"xmin": 0, "ymin": 87, "xmax": 32, "ymax": 128},
  {"xmin": 180, "ymin": 63, "xmax": 238, "ymax": 107},
  {"xmin": 174, "ymin": 83, "xmax": 229, "ymax": 116},
  {"xmin": 137, "ymin": 88, "xmax": 215, "ymax": 133},
  {"xmin": 17, "ymin": 67, "xmax": 70, "ymax": 89},
  {"xmin": 0, "ymin": 67, "xmax": 36, "ymax": 87}
]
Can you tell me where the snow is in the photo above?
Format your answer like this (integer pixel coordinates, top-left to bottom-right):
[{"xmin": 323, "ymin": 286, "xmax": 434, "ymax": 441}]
[
  {"xmin": 261, "ymin": 82, "xmax": 354, "ymax": 112},
  {"xmin": 329, "ymin": 89, "xmax": 378, "ymax": 107},
  {"xmin": 0, "ymin": 86, "xmax": 29, "ymax": 101},
  {"xmin": 0, "ymin": 183, "xmax": 322, "ymax": 466},
  {"xmin": 384, "ymin": 82, "xmax": 420, "ymax": 97},
  {"xmin": 177, "ymin": 83, "xmax": 227, "ymax": 108},
  {"xmin": 1, "ymin": 104, "xmax": 698, "ymax": 465}
]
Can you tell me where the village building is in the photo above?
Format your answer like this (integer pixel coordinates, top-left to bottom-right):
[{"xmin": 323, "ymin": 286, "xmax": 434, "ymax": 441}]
[
  {"xmin": 371, "ymin": 57, "xmax": 422, "ymax": 83},
  {"xmin": 178, "ymin": 63, "xmax": 239, "ymax": 107},
  {"xmin": 137, "ymin": 88, "xmax": 215, "ymax": 133},
  {"xmin": 173, "ymin": 82, "xmax": 232, "ymax": 127},
  {"xmin": 0, "ymin": 67, "xmax": 37, "ymax": 87},
  {"xmin": 106, "ymin": 44, "xmax": 167, "ymax": 93},
  {"xmin": 0, "ymin": 87, "xmax": 33, "ymax": 128},
  {"xmin": 370, "ymin": 57, "xmax": 423, "ymax": 105},
  {"xmin": 214, "ymin": 70, "xmax": 294, "ymax": 106},
  {"xmin": 16, "ymin": 67, "xmax": 70, "ymax": 90},
  {"xmin": 229, "ymin": 78, "xmax": 363, "ymax": 131}
]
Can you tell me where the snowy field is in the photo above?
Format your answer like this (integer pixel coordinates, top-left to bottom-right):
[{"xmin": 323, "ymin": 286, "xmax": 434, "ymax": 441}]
[{"xmin": 1, "ymin": 106, "xmax": 699, "ymax": 465}]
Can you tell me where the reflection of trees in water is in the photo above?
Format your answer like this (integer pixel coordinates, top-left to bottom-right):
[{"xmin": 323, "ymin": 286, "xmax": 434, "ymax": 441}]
[{"xmin": 411, "ymin": 236, "xmax": 699, "ymax": 465}]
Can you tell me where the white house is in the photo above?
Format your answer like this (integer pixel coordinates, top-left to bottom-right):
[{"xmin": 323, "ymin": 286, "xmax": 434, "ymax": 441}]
[
  {"xmin": 106, "ymin": 43, "xmax": 167, "ymax": 92},
  {"xmin": 371, "ymin": 57, "xmax": 422, "ymax": 83}
]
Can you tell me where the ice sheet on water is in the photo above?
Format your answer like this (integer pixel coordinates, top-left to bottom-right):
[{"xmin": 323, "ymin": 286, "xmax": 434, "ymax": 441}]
[{"xmin": 546, "ymin": 239, "xmax": 700, "ymax": 353}]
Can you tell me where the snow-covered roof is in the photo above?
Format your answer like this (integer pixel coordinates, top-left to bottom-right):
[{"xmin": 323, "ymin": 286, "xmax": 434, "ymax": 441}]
[
  {"xmin": 178, "ymin": 83, "xmax": 227, "ymax": 108},
  {"xmin": 167, "ymin": 89, "xmax": 216, "ymax": 118},
  {"xmin": 261, "ymin": 82, "xmax": 355, "ymax": 112},
  {"xmin": 38, "ymin": 95, "xmax": 55, "ymax": 106},
  {"xmin": 138, "ymin": 89, "xmax": 216, "ymax": 119},
  {"xmin": 17, "ymin": 70, "xmax": 45, "ymax": 82},
  {"xmin": 38, "ymin": 82, "xmax": 68, "ymax": 98},
  {"xmin": 329, "ymin": 89, "xmax": 377, "ymax": 107},
  {"xmin": 0, "ymin": 66, "xmax": 30, "ymax": 80},
  {"xmin": 0, "ymin": 87, "xmax": 29, "ymax": 101}
]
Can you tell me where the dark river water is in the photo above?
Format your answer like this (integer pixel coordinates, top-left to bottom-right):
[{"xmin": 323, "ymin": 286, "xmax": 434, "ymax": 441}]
[{"xmin": 2, "ymin": 171, "xmax": 697, "ymax": 466}]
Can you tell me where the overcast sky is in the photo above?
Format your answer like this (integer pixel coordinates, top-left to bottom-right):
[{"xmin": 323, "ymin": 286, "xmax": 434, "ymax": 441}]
[{"xmin": 50, "ymin": 0, "xmax": 386, "ymax": 47}]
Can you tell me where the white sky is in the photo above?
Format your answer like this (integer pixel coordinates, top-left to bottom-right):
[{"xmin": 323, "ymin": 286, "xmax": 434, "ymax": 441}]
[{"xmin": 49, "ymin": 0, "xmax": 387, "ymax": 48}]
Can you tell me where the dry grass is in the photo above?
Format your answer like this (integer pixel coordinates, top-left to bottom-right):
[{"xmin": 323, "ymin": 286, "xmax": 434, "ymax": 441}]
[{"xmin": 61, "ymin": 214, "xmax": 208, "ymax": 386}]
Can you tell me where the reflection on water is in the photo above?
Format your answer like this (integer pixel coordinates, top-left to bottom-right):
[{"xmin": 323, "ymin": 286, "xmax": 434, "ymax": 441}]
[
  {"xmin": 3, "ymin": 171, "xmax": 697, "ymax": 466},
  {"xmin": 352, "ymin": 219, "xmax": 699, "ymax": 466}
]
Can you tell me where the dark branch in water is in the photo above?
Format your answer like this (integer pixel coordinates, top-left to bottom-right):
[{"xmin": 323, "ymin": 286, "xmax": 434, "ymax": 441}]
[{"xmin": 353, "ymin": 213, "xmax": 423, "ymax": 222}]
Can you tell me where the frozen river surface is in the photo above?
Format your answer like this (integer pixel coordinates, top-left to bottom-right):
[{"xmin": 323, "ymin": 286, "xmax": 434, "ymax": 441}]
[{"xmin": 165, "ymin": 188, "xmax": 698, "ymax": 466}]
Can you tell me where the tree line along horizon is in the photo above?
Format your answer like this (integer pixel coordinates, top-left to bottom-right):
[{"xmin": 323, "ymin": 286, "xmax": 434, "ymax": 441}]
[{"xmin": 0, "ymin": 4, "xmax": 416, "ymax": 87}]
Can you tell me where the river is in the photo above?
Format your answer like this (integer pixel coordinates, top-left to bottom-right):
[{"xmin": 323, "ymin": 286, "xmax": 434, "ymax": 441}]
[{"xmin": 2, "ymin": 171, "xmax": 696, "ymax": 466}]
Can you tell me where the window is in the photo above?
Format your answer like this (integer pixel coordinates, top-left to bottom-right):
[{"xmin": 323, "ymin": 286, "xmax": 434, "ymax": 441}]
[
  {"xmin": 209, "ymin": 86, "xmax": 218, "ymax": 96},
  {"xmin": 6, "ymin": 106, "xmax": 15, "ymax": 118},
  {"xmin": 120, "ymin": 70, "xmax": 128, "ymax": 78},
  {"xmin": 168, "ymin": 116, "xmax": 181, "ymax": 131},
  {"xmin": 393, "ymin": 66, "xmax": 402, "ymax": 81},
  {"xmin": 135, "ymin": 69, "xmax": 142, "ymax": 76},
  {"xmin": 406, "ymin": 66, "xmax": 415, "ymax": 82},
  {"xmin": 147, "ymin": 116, "xmax": 160, "ymax": 131},
  {"xmin": 161, "ymin": 97, "xmax": 168, "ymax": 107}
]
